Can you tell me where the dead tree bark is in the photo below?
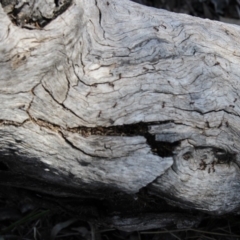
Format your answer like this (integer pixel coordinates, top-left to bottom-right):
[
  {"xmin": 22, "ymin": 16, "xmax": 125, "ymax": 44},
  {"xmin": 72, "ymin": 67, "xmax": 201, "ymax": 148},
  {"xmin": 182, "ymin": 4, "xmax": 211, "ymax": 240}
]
[{"xmin": 1, "ymin": 0, "xmax": 240, "ymax": 231}]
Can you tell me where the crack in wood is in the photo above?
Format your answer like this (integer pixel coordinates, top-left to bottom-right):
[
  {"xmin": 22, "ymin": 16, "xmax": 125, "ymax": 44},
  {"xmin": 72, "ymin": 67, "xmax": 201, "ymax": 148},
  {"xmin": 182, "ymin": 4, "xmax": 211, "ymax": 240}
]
[
  {"xmin": 0, "ymin": 115, "xmax": 179, "ymax": 158},
  {"xmin": 95, "ymin": 0, "xmax": 106, "ymax": 39},
  {"xmin": 40, "ymin": 81, "xmax": 87, "ymax": 123}
]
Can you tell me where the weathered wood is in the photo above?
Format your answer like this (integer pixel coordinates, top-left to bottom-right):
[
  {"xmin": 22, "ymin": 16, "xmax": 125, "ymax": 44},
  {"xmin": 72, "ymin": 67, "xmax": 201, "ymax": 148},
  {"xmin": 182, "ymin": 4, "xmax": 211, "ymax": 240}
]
[{"xmin": 1, "ymin": 0, "xmax": 240, "ymax": 229}]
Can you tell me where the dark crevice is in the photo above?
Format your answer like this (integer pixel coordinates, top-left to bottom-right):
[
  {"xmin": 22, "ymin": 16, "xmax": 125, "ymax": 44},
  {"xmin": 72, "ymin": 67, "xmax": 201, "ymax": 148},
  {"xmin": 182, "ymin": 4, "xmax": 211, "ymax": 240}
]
[
  {"xmin": 1, "ymin": 117, "xmax": 180, "ymax": 158},
  {"xmin": 54, "ymin": 0, "xmax": 59, "ymax": 7},
  {"xmin": 69, "ymin": 120, "xmax": 173, "ymax": 136},
  {"xmin": 69, "ymin": 121, "xmax": 179, "ymax": 158},
  {"xmin": 145, "ymin": 133, "xmax": 180, "ymax": 157}
]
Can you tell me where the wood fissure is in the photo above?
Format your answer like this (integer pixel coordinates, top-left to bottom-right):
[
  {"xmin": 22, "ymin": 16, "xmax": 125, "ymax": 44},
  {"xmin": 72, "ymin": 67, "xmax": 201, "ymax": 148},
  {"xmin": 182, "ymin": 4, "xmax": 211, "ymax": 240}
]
[{"xmin": 0, "ymin": 115, "xmax": 180, "ymax": 158}]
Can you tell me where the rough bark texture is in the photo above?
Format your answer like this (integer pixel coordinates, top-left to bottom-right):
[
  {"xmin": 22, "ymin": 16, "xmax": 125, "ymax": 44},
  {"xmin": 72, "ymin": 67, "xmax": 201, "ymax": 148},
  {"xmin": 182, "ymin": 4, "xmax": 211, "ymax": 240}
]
[{"xmin": 1, "ymin": 0, "xmax": 240, "ymax": 231}]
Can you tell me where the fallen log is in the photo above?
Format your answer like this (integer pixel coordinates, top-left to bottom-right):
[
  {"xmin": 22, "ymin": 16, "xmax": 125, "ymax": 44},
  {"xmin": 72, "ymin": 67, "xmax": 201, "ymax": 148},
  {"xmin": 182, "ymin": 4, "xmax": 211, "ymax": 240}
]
[{"xmin": 1, "ymin": 0, "xmax": 240, "ymax": 231}]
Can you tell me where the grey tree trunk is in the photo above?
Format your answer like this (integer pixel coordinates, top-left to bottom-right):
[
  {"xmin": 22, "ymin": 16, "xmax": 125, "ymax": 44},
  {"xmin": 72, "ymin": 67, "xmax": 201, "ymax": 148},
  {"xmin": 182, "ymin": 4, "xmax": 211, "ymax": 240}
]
[{"xmin": 1, "ymin": 0, "xmax": 240, "ymax": 231}]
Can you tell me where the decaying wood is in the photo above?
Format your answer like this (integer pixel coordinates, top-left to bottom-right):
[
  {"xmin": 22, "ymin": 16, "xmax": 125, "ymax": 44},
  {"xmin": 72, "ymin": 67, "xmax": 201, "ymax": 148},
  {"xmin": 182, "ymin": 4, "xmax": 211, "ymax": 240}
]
[{"xmin": 1, "ymin": 0, "xmax": 240, "ymax": 230}]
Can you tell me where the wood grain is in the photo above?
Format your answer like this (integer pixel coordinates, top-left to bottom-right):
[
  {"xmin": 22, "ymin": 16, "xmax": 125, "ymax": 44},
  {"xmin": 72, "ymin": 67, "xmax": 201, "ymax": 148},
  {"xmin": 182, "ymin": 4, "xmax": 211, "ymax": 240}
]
[{"xmin": 1, "ymin": 0, "xmax": 240, "ymax": 217}]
